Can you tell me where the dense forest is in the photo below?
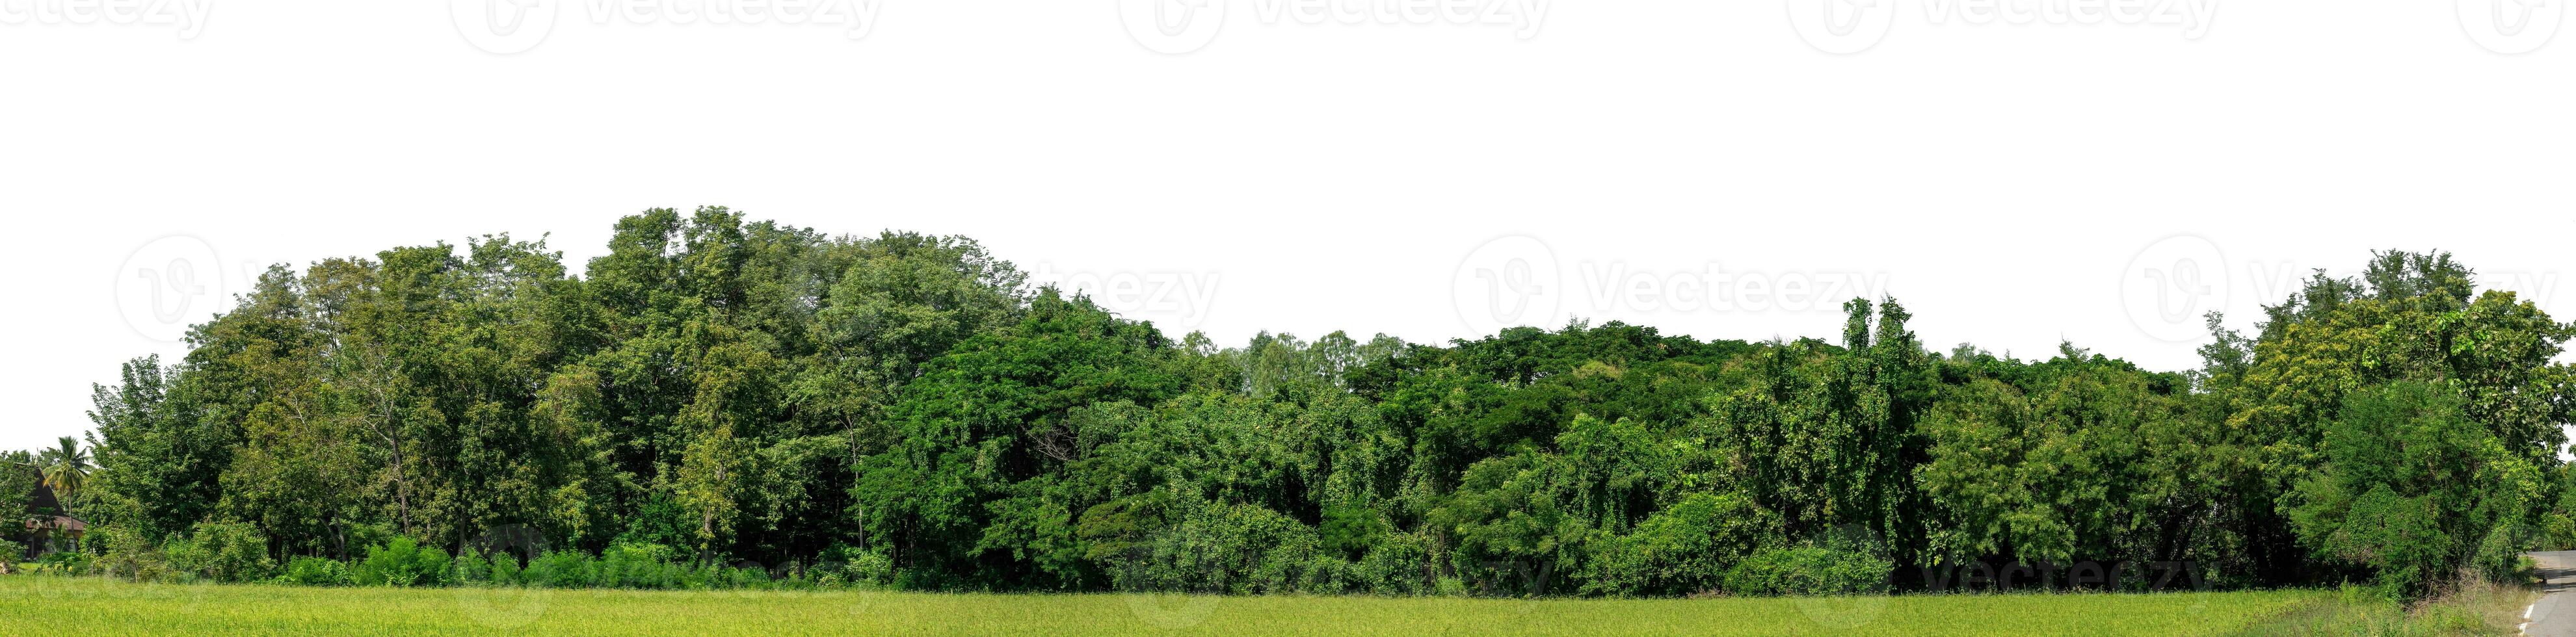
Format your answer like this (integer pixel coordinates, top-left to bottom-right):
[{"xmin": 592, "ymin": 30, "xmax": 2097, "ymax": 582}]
[{"xmin": 14, "ymin": 207, "xmax": 2573, "ymax": 599}]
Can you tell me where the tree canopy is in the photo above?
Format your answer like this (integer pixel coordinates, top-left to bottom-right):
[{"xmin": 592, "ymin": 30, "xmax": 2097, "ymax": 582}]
[{"xmin": 34, "ymin": 208, "xmax": 2575, "ymax": 598}]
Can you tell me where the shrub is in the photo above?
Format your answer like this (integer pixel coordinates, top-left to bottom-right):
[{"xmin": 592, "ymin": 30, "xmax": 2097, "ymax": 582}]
[
  {"xmin": 279, "ymin": 556, "xmax": 351, "ymax": 586},
  {"xmin": 449, "ymin": 551, "xmax": 490, "ymax": 585},
  {"xmin": 483, "ymin": 550, "xmax": 525, "ymax": 586},
  {"xmin": 165, "ymin": 521, "xmax": 276, "ymax": 582},
  {"xmin": 354, "ymin": 537, "xmax": 452, "ymax": 587},
  {"xmin": 1434, "ymin": 576, "xmax": 1468, "ymax": 597},
  {"xmin": 35, "ymin": 549, "xmax": 92, "ymax": 575},
  {"xmin": 524, "ymin": 550, "xmax": 598, "ymax": 588},
  {"xmin": 1098, "ymin": 497, "xmax": 1327, "ymax": 595},
  {"xmin": 846, "ymin": 549, "xmax": 893, "ymax": 587},
  {"xmin": 92, "ymin": 526, "xmax": 172, "ymax": 582},
  {"xmin": 1584, "ymin": 493, "xmax": 1779, "ymax": 597},
  {"xmin": 2471, "ymin": 524, "xmax": 2540, "ymax": 584},
  {"xmin": 1722, "ymin": 538, "xmax": 1892, "ymax": 597},
  {"xmin": 600, "ymin": 542, "xmax": 684, "ymax": 588},
  {"xmin": 1352, "ymin": 531, "xmax": 1436, "ymax": 595}
]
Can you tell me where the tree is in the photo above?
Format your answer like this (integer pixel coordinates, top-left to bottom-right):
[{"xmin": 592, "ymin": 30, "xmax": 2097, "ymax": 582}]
[
  {"xmin": 35, "ymin": 436, "xmax": 93, "ymax": 502},
  {"xmin": 52, "ymin": 213, "xmax": 2568, "ymax": 600}
]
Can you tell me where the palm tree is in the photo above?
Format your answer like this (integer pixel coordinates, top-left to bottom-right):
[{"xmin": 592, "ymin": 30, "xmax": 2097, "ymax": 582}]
[{"xmin": 34, "ymin": 436, "xmax": 91, "ymax": 502}]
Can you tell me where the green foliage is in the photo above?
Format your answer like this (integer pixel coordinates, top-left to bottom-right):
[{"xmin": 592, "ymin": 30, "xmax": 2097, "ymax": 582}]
[
  {"xmin": 91, "ymin": 525, "xmax": 172, "ymax": 582},
  {"xmin": 353, "ymin": 537, "xmax": 452, "ymax": 587},
  {"xmin": 1098, "ymin": 493, "xmax": 1328, "ymax": 595},
  {"xmin": 164, "ymin": 521, "xmax": 276, "ymax": 582},
  {"xmin": 36, "ymin": 550, "xmax": 94, "ymax": 575},
  {"xmin": 2291, "ymin": 382, "xmax": 2532, "ymax": 597},
  {"xmin": 280, "ymin": 556, "xmax": 351, "ymax": 585},
  {"xmin": 1584, "ymin": 493, "xmax": 1779, "ymax": 596},
  {"xmin": 1720, "ymin": 538, "xmax": 1894, "ymax": 597},
  {"xmin": 36, "ymin": 214, "xmax": 2568, "ymax": 603},
  {"xmin": 0, "ymin": 451, "xmax": 35, "ymax": 524}
]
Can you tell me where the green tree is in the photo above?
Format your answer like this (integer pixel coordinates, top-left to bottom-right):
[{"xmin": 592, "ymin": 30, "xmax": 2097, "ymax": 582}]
[{"xmin": 34, "ymin": 436, "xmax": 94, "ymax": 502}]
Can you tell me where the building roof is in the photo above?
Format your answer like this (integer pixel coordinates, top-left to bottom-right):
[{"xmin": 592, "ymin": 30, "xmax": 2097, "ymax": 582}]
[{"xmin": 23, "ymin": 515, "xmax": 85, "ymax": 532}]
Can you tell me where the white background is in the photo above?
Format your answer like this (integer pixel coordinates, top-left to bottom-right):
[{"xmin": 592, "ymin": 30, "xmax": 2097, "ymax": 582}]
[{"xmin": 2, "ymin": 0, "xmax": 2570, "ymax": 450}]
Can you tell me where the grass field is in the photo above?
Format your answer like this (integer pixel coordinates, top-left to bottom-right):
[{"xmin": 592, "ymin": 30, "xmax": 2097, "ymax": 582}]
[{"xmin": 0, "ymin": 577, "xmax": 2382, "ymax": 636}]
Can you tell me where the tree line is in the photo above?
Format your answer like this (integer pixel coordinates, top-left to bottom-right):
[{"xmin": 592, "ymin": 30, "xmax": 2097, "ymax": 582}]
[{"xmin": 20, "ymin": 208, "xmax": 2573, "ymax": 598}]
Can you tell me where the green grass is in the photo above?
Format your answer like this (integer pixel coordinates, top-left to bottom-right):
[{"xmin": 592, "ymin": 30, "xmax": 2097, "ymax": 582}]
[
  {"xmin": 2214, "ymin": 577, "xmax": 2537, "ymax": 636},
  {"xmin": 0, "ymin": 576, "xmax": 2349, "ymax": 636}
]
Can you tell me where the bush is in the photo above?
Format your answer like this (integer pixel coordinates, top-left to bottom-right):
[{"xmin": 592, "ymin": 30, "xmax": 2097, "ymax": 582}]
[
  {"xmin": 353, "ymin": 537, "xmax": 451, "ymax": 587},
  {"xmin": 1098, "ymin": 497, "xmax": 1328, "ymax": 595},
  {"xmin": 2471, "ymin": 524, "xmax": 2540, "ymax": 584},
  {"xmin": 481, "ymin": 550, "xmax": 525, "ymax": 586},
  {"xmin": 1351, "ymin": 531, "xmax": 1436, "ymax": 595},
  {"xmin": 524, "ymin": 550, "xmax": 598, "ymax": 588},
  {"xmin": 600, "ymin": 542, "xmax": 685, "ymax": 588},
  {"xmin": 846, "ymin": 549, "xmax": 893, "ymax": 587},
  {"xmin": 35, "ymin": 549, "xmax": 94, "ymax": 575},
  {"xmin": 165, "ymin": 521, "xmax": 276, "ymax": 582},
  {"xmin": 0, "ymin": 539, "xmax": 21, "ymax": 573},
  {"xmin": 1584, "ymin": 493, "xmax": 1779, "ymax": 597},
  {"xmin": 91, "ymin": 526, "xmax": 172, "ymax": 582},
  {"xmin": 278, "ymin": 556, "xmax": 351, "ymax": 586},
  {"xmin": 1722, "ymin": 537, "xmax": 1892, "ymax": 597},
  {"xmin": 813, "ymin": 544, "xmax": 894, "ymax": 588}
]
